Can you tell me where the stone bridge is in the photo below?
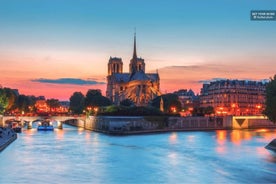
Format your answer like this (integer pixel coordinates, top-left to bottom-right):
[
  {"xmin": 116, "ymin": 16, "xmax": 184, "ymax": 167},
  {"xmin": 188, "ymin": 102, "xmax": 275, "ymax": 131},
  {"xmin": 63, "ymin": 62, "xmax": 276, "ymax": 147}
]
[{"xmin": 0, "ymin": 115, "xmax": 87, "ymax": 129}]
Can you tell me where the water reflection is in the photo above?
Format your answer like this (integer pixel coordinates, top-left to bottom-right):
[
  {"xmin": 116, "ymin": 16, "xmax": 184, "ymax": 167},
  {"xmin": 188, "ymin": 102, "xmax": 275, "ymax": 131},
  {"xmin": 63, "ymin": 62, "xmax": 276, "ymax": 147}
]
[
  {"xmin": 214, "ymin": 129, "xmax": 276, "ymax": 145},
  {"xmin": 214, "ymin": 129, "xmax": 276, "ymax": 156},
  {"xmin": 216, "ymin": 130, "xmax": 226, "ymax": 144},
  {"xmin": 231, "ymin": 130, "xmax": 242, "ymax": 145},
  {"xmin": 169, "ymin": 132, "xmax": 178, "ymax": 144},
  {"xmin": 55, "ymin": 128, "xmax": 64, "ymax": 140},
  {"xmin": 187, "ymin": 135, "xmax": 195, "ymax": 143},
  {"xmin": 216, "ymin": 130, "xmax": 226, "ymax": 154},
  {"xmin": 167, "ymin": 152, "xmax": 179, "ymax": 166},
  {"xmin": 1, "ymin": 127, "xmax": 276, "ymax": 184},
  {"xmin": 265, "ymin": 152, "xmax": 276, "ymax": 163},
  {"xmin": 256, "ymin": 146, "xmax": 270, "ymax": 157}
]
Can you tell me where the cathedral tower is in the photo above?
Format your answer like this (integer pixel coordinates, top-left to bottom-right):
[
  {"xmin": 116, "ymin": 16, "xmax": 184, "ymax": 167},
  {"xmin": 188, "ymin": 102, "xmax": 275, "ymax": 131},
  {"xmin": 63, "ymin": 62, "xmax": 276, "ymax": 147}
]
[
  {"xmin": 108, "ymin": 57, "xmax": 123, "ymax": 76},
  {"xmin": 129, "ymin": 33, "xmax": 145, "ymax": 74}
]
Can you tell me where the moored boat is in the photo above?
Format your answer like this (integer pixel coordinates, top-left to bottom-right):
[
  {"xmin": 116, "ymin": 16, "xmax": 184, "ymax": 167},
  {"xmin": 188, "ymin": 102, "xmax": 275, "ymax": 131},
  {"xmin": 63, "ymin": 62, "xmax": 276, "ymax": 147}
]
[
  {"xmin": 265, "ymin": 139, "xmax": 276, "ymax": 152},
  {"xmin": 12, "ymin": 127, "xmax": 22, "ymax": 133}
]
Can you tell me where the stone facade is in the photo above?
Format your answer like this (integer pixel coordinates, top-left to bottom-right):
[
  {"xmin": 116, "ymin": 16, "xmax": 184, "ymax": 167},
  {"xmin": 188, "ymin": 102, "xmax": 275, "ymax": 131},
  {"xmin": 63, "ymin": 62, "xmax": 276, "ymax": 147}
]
[
  {"xmin": 106, "ymin": 34, "xmax": 161, "ymax": 106},
  {"xmin": 200, "ymin": 79, "xmax": 267, "ymax": 115}
]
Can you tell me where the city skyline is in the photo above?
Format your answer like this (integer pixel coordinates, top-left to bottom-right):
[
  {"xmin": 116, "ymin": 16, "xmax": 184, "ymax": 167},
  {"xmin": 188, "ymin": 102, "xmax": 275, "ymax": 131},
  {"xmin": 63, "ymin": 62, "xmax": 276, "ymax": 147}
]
[{"xmin": 1, "ymin": 0, "xmax": 276, "ymax": 100}]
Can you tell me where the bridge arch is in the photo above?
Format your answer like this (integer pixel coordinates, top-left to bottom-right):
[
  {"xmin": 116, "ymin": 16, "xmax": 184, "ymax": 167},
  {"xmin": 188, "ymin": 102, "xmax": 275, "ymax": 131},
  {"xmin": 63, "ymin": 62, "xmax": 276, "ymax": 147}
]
[{"xmin": 0, "ymin": 115, "xmax": 87, "ymax": 129}]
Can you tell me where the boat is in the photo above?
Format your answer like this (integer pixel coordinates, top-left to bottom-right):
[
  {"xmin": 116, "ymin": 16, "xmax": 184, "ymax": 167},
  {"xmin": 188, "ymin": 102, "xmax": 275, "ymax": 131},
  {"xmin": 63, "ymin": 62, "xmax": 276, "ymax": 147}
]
[
  {"xmin": 12, "ymin": 126, "xmax": 22, "ymax": 133},
  {"xmin": 37, "ymin": 120, "xmax": 54, "ymax": 131},
  {"xmin": 11, "ymin": 122, "xmax": 22, "ymax": 133},
  {"xmin": 265, "ymin": 139, "xmax": 276, "ymax": 152}
]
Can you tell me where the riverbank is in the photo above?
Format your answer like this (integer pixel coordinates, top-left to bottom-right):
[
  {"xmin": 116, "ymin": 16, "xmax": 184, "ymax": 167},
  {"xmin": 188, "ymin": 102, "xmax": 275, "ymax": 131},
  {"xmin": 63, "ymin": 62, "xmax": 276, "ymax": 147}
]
[
  {"xmin": 0, "ymin": 127, "xmax": 17, "ymax": 152},
  {"xmin": 64, "ymin": 115, "xmax": 276, "ymax": 135},
  {"xmin": 92, "ymin": 127, "xmax": 229, "ymax": 135}
]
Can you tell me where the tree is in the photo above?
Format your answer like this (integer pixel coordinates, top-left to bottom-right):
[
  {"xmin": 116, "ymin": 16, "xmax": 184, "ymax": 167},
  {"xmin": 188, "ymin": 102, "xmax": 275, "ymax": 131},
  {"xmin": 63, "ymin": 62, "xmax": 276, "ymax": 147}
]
[
  {"xmin": 264, "ymin": 75, "xmax": 276, "ymax": 123},
  {"xmin": 69, "ymin": 92, "xmax": 85, "ymax": 114},
  {"xmin": 3, "ymin": 88, "xmax": 18, "ymax": 111},
  {"xmin": 46, "ymin": 99, "xmax": 60, "ymax": 112},
  {"xmin": 192, "ymin": 106, "xmax": 214, "ymax": 116},
  {"xmin": 151, "ymin": 94, "xmax": 182, "ymax": 113},
  {"xmin": 205, "ymin": 106, "xmax": 215, "ymax": 115},
  {"xmin": 0, "ymin": 89, "xmax": 8, "ymax": 114},
  {"xmin": 85, "ymin": 89, "xmax": 111, "ymax": 108},
  {"xmin": 16, "ymin": 95, "xmax": 36, "ymax": 113}
]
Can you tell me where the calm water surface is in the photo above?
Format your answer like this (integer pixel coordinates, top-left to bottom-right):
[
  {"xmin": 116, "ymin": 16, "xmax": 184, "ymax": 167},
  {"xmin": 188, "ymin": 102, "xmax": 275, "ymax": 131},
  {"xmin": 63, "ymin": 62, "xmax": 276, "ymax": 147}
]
[{"xmin": 1, "ymin": 124, "xmax": 276, "ymax": 184}]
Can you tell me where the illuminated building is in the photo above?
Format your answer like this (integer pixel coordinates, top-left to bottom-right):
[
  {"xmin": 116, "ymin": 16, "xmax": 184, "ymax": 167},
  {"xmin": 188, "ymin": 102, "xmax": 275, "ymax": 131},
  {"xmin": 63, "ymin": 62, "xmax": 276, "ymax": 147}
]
[
  {"xmin": 173, "ymin": 89, "xmax": 199, "ymax": 116},
  {"xmin": 173, "ymin": 89, "xmax": 199, "ymax": 108},
  {"xmin": 35, "ymin": 100, "xmax": 49, "ymax": 113},
  {"xmin": 35, "ymin": 100, "xmax": 69, "ymax": 114},
  {"xmin": 200, "ymin": 79, "xmax": 267, "ymax": 115},
  {"xmin": 106, "ymin": 33, "xmax": 161, "ymax": 106}
]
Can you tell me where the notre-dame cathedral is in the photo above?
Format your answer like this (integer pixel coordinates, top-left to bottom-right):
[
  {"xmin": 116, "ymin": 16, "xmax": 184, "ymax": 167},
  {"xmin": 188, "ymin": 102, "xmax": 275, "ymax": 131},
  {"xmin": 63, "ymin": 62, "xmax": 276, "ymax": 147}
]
[{"xmin": 106, "ymin": 34, "xmax": 161, "ymax": 106}]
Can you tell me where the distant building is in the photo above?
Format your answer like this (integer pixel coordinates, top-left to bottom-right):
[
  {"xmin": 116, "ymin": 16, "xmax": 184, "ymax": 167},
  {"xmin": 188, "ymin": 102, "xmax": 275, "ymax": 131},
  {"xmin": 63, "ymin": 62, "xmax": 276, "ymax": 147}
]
[
  {"xmin": 200, "ymin": 79, "xmax": 267, "ymax": 115},
  {"xmin": 60, "ymin": 101, "xmax": 70, "ymax": 108},
  {"xmin": 173, "ymin": 89, "xmax": 198, "ymax": 107},
  {"xmin": 59, "ymin": 101, "xmax": 70, "ymax": 113},
  {"xmin": 106, "ymin": 33, "xmax": 161, "ymax": 106},
  {"xmin": 35, "ymin": 100, "xmax": 69, "ymax": 114},
  {"xmin": 35, "ymin": 100, "xmax": 49, "ymax": 113},
  {"xmin": 173, "ymin": 89, "xmax": 199, "ymax": 116}
]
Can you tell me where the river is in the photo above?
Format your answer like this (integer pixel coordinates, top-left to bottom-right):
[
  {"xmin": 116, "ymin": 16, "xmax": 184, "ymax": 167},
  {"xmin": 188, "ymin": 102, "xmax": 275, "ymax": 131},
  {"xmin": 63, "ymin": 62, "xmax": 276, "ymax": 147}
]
[{"xmin": 1, "ymin": 124, "xmax": 276, "ymax": 183}]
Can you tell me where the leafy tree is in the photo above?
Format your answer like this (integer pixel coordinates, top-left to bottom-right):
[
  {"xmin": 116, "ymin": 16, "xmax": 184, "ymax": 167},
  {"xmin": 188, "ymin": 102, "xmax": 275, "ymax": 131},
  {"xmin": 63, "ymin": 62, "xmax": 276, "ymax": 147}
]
[
  {"xmin": 151, "ymin": 94, "xmax": 182, "ymax": 113},
  {"xmin": 205, "ymin": 106, "xmax": 215, "ymax": 115},
  {"xmin": 264, "ymin": 75, "xmax": 276, "ymax": 123},
  {"xmin": 192, "ymin": 107, "xmax": 204, "ymax": 116},
  {"xmin": 0, "ymin": 89, "xmax": 8, "ymax": 114},
  {"xmin": 3, "ymin": 88, "xmax": 18, "ymax": 111},
  {"xmin": 69, "ymin": 92, "xmax": 85, "ymax": 114},
  {"xmin": 16, "ymin": 95, "xmax": 36, "ymax": 113},
  {"xmin": 46, "ymin": 98, "xmax": 60, "ymax": 112},
  {"xmin": 192, "ymin": 106, "xmax": 214, "ymax": 116},
  {"xmin": 85, "ymin": 89, "xmax": 111, "ymax": 108},
  {"xmin": 99, "ymin": 105, "xmax": 164, "ymax": 116}
]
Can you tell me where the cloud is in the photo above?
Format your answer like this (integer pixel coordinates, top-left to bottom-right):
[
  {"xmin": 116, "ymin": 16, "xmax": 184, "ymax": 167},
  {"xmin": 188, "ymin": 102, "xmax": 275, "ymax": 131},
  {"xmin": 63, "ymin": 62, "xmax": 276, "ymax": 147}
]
[
  {"xmin": 198, "ymin": 78, "xmax": 227, "ymax": 84},
  {"xmin": 31, "ymin": 78, "xmax": 105, "ymax": 85}
]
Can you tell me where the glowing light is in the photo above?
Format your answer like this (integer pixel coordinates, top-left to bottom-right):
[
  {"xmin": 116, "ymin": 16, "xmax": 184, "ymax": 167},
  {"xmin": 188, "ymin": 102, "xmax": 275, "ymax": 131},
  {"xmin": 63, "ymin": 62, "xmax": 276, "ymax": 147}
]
[
  {"xmin": 256, "ymin": 128, "xmax": 268, "ymax": 133},
  {"xmin": 217, "ymin": 130, "xmax": 227, "ymax": 142},
  {"xmin": 169, "ymin": 132, "xmax": 178, "ymax": 144},
  {"xmin": 170, "ymin": 106, "xmax": 177, "ymax": 113},
  {"xmin": 231, "ymin": 130, "xmax": 242, "ymax": 145}
]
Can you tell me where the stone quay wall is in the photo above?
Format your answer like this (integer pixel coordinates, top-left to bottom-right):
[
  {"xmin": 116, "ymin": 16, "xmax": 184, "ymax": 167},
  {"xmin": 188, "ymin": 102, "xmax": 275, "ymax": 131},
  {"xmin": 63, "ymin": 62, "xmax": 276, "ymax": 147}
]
[
  {"xmin": 0, "ymin": 127, "xmax": 17, "ymax": 152},
  {"xmin": 65, "ymin": 116, "xmax": 228, "ymax": 135},
  {"xmin": 64, "ymin": 115, "xmax": 276, "ymax": 135}
]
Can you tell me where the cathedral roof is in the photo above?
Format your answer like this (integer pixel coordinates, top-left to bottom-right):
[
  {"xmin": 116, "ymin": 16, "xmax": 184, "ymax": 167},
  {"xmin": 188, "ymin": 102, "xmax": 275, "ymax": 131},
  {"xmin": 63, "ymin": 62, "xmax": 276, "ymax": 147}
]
[
  {"xmin": 147, "ymin": 73, "xmax": 159, "ymax": 81},
  {"xmin": 129, "ymin": 71, "xmax": 150, "ymax": 81},
  {"xmin": 112, "ymin": 73, "xmax": 130, "ymax": 83},
  {"xmin": 111, "ymin": 72, "xmax": 159, "ymax": 83}
]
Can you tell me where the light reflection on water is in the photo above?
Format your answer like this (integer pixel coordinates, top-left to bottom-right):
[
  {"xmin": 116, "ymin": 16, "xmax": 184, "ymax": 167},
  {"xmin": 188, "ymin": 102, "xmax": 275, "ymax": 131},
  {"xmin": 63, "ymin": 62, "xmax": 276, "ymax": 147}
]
[{"xmin": 0, "ymin": 125, "xmax": 276, "ymax": 184}]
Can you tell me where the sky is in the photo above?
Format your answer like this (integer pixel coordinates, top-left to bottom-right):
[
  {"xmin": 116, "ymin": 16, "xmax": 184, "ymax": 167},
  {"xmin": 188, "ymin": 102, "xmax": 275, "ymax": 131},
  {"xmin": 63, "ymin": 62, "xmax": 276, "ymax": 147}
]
[{"xmin": 0, "ymin": 0, "xmax": 276, "ymax": 100}]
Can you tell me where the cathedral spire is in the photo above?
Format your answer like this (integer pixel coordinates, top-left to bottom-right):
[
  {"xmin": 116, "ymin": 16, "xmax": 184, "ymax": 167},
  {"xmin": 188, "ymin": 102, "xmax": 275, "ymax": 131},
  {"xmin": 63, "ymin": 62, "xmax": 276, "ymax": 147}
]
[{"xmin": 133, "ymin": 31, "xmax": 137, "ymax": 59}]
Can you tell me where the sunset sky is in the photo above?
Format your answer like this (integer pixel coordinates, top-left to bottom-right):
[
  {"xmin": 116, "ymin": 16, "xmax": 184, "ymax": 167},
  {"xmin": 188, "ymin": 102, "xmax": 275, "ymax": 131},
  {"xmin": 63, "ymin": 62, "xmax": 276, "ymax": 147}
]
[{"xmin": 0, "ymin": 0, "xmax": 276, "ymax": 100}]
